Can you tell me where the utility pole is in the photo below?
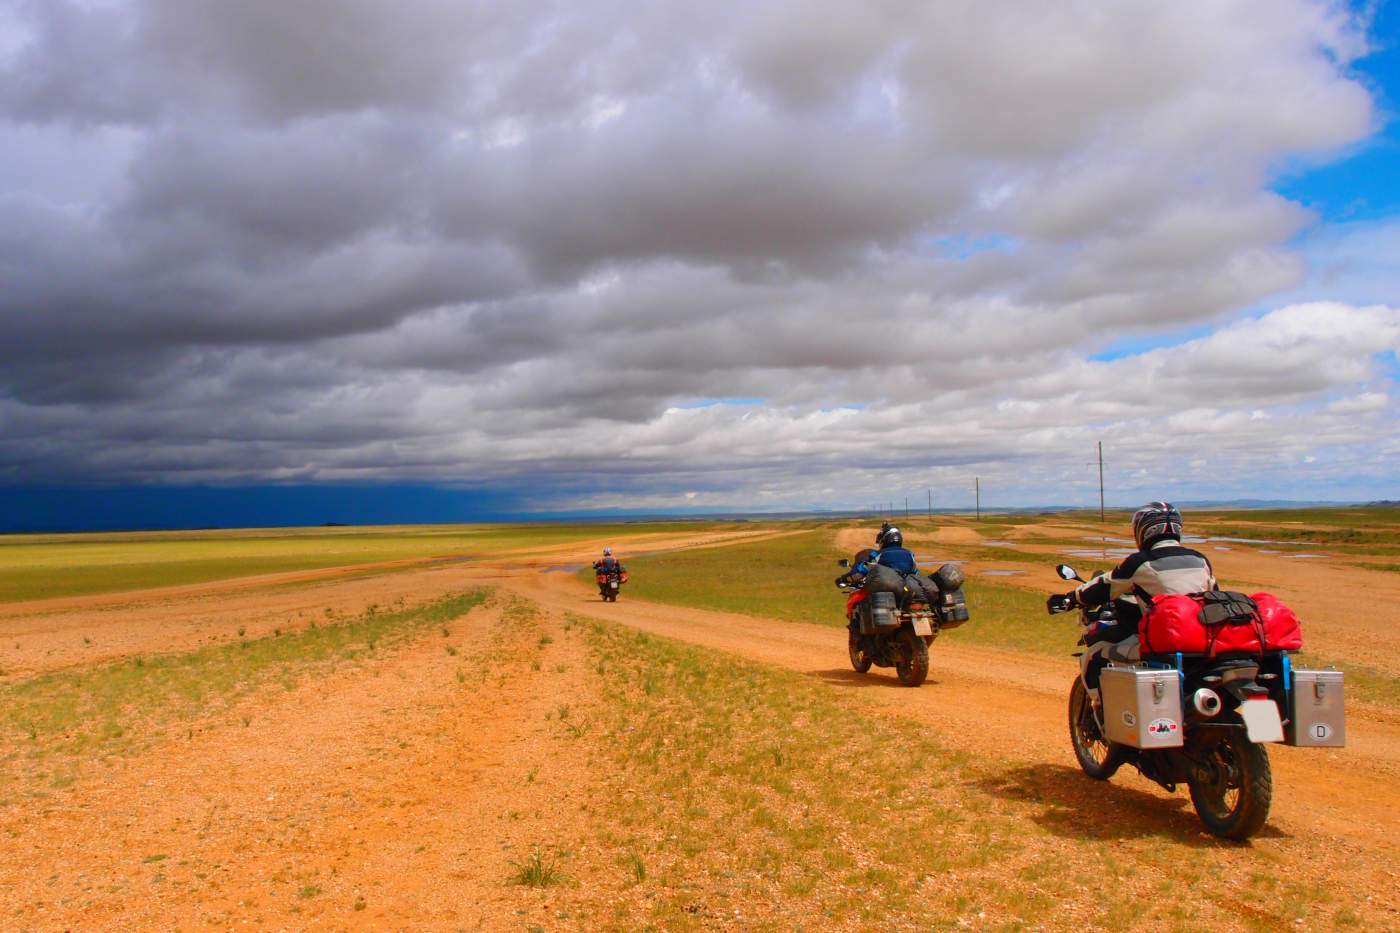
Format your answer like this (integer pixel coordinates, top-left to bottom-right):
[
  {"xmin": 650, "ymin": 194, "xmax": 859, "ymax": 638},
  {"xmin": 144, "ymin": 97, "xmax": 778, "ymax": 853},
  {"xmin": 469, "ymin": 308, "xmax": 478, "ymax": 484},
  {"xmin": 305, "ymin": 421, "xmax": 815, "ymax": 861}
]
[
  {"xmin": 904, "ymin": 496, "xmax": 908, "ymax": 520},
  {"xmin": 1098, "ymin": 441, "xmax": 1106, "ymax": 523},
  {"xmin": 927, "ymin": 489, "xmax": 932, "ymax": 521},
  {"xmin": 975, "ymin": 477, "xmax": 981, "ymax": 521}
]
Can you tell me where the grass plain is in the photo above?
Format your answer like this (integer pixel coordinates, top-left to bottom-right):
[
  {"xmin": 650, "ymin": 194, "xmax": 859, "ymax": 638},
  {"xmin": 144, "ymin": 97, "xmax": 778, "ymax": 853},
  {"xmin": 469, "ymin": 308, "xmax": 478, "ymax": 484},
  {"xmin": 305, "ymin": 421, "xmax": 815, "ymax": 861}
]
[{"xmin": 0, "ymin": 521, "xmax": 716, "ymax": 603}]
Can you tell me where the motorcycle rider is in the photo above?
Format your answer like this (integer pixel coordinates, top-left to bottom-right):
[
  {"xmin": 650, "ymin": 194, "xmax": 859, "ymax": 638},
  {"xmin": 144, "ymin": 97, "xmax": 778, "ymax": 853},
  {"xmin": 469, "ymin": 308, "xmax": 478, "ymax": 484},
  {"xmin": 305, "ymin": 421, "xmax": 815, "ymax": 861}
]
[
  {"xmin": 870, "ymin": 526, "xmax": 918, "ymax": 574},
  {"xmin": 838, "ymin": 526, "xmax": 917, "ymax": 585},
  {"xmin": 1052, "ymin": 502, "xmax": 1216, "ymax": 693},
  {"xmin": 593, "ymin": 547, "xmax": 626, "ymax": 577}
]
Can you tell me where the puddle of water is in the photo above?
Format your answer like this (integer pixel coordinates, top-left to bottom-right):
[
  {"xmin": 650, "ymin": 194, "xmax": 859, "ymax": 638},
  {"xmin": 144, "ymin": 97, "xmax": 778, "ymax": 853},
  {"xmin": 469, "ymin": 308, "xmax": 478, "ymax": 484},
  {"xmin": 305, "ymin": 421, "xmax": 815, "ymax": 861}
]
[
  {"xmin": 1082, "ymin": 535, "xmax": 1135, "ymax": 545},
  {"xmin": 545, "ymin": 563, "xmax": 586, "ymax": 573},
  {"xmin": 1259, "ymin": 549, "xmax": 1281, "ymax": 555},
  {"xmin": 980, "ymin": 540, "xmax": 1013, "ymax": 547},
  {"xmin": 1212, "ymin": 546, "xmax": 1233, "ymax": 551},
  {"xmin": 1063, "ymin": 548, "xmax": 1135, "ymax": 559},
  {"xmin": 1203, "ymin": 535, "xmax": 1323, "ymax": 547},
  {"xmin": 428, "ymin": 555, "xmax": 475, "ymax": 566},
  {"xmin": 1283, "ymin": 553, "xmax": 1327, "ymax": 559},
  {"xmin": 981, "ymin": 569, "xmax": 1025, "ymax": 577}
]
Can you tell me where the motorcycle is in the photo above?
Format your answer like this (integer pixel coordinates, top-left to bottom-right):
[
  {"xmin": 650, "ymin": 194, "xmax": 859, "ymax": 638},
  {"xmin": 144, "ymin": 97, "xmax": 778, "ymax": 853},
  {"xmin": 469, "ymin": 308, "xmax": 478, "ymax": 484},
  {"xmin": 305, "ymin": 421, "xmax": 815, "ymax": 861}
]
[
  {"xmin": 1047, "ymin": 563, "xmax": 1345, "ymax": 840},
  {"xmin": 595, "ymin": 567, "xmax": 627, "ymax": 602},
  {"xmin": 836, "ymin": 555, "xmax": 970, "ymax": 687}
]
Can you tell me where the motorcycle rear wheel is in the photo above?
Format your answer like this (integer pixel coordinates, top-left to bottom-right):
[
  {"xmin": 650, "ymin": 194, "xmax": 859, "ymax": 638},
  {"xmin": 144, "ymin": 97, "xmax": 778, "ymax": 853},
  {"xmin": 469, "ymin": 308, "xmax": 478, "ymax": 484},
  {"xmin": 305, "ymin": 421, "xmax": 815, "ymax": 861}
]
[
  {"xmin": 1068, "ymin": 679, "xmax": 1127, "ymax": 780},
  {"xmin": 1188, "ymin": 731, "xmax": 1272, "ymax": 840},
  {"xmin": 847, "ymin": 627, "xmax": 873, "ymax": 673},
  {"xmin": 894, "ymin": 628, "xmax": 928, "ymax": 687}
]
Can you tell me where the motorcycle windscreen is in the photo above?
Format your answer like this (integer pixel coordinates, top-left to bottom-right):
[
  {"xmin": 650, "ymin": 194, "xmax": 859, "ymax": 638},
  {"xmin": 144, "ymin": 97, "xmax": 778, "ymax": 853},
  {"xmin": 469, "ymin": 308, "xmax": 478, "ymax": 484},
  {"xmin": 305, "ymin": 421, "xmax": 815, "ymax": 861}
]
[{"xmin": 1239, "ymin": 698, "xmax": 1284, "ymax": 743}]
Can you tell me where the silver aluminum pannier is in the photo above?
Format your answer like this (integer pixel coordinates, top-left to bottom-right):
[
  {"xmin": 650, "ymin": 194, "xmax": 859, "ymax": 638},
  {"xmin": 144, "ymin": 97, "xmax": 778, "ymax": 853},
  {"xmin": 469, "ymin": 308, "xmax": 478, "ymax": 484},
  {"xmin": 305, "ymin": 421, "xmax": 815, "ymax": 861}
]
[
  {"xmin": 1286, "ymin": 669, "xmax": 1346, "ymax": 747},
  {"xmin": 1100, "ymin": 666, "xmax": 1184, "ymax": 749}
]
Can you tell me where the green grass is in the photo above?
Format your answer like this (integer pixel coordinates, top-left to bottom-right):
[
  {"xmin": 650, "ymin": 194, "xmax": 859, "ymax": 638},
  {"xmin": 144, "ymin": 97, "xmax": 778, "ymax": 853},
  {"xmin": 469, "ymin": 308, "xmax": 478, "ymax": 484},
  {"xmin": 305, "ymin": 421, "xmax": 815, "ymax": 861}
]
[
  {"xmin": 0, "ymin": 521, "xmax": 725, "ymax": 603},
  {"xmin": 0, "ymin": 589, "xmax": 488, "ymax": 791},
  {"xmin": 510, "ymin": 847, "xmax": 566, "ymax": 887}
]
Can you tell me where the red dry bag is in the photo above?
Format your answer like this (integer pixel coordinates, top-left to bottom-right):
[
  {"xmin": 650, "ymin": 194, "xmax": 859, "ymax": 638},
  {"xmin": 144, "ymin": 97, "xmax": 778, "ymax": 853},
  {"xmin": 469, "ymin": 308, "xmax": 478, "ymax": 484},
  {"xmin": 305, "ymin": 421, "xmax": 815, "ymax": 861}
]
[{"xmin": 1140, "ymin": 591, "xmax": 1302, "ymax": 656}]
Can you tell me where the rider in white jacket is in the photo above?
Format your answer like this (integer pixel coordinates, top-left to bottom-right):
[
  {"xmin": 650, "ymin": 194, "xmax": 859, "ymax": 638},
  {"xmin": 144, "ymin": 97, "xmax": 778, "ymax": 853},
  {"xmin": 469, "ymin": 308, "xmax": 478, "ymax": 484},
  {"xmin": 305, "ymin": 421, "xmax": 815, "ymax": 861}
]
[{"xmin": 1067, "ymin": 502, "xmax": 1216, "ymax": 694}]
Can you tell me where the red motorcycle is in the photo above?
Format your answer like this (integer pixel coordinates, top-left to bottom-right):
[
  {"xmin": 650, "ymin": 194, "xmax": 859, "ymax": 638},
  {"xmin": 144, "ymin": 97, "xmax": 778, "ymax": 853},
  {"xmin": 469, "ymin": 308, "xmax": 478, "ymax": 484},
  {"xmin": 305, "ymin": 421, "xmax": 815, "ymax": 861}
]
[
  {"xmin": 836, "ymin": 554, "xmax": 970, "ymax": 687},
  {"xmin": 595, "ymin": 567, "xmax": 627, "ymax": 602}
]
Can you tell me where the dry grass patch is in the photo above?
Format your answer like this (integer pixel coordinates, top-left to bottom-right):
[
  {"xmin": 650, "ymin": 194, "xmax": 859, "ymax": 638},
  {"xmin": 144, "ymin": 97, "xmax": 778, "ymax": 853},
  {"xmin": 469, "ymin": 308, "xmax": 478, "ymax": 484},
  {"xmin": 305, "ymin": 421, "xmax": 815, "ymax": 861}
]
[{"xmin": 570, "ymin": 617, "xmax": 1363, "ymax": 931}]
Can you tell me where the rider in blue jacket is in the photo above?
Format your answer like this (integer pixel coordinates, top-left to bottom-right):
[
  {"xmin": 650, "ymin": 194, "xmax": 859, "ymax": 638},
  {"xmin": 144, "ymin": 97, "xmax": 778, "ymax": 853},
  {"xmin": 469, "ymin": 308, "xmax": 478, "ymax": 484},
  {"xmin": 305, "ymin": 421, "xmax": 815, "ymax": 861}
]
[
  {"xmin": 870, "ymin": 527, "xmax": 917, "ymax": 574},
  {"xmin": 841, "ymin": 527, "xmax": 917, "ymax": 580}
]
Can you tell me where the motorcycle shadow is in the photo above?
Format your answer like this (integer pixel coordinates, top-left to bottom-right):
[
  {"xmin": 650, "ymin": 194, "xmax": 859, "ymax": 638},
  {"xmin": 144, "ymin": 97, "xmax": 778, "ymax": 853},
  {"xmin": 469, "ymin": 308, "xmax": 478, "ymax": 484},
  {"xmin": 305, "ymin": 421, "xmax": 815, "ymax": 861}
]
[
  {"xmin": 809, "ymin": 668, "xmax": 943, "ymax": 689},
  {"xmin": 976, "ymin": 763, "xmax": 1289, "ymax": 846}
]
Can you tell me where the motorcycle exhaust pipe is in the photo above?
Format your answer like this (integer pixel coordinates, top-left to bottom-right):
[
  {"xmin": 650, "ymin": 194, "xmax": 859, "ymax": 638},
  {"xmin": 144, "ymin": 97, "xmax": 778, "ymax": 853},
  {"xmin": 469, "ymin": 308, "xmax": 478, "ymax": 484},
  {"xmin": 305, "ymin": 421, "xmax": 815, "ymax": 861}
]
[{"xmin": 1191, "ymin": 688, "xmax": 1222, "ymax": 718}]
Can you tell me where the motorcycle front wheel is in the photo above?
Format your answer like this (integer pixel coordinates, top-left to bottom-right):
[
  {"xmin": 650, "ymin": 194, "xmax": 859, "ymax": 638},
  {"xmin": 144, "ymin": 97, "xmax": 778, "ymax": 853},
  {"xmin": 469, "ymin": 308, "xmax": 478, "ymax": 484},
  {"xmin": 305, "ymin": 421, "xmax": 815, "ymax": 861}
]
[
  {"xmin": 894, "ymin": 628, "xmax": 928, "ymax": 687},
  {"xmin": 847, "ymin": 627, "xmax": 873, "ymax": 673},
  {"xmin": 1068, "ymin": 679, "xmax": 1127, "ymax": 780},
  {"xmin": 1188, "ymin": 731, "xmax": 1272, "ymax": 840}
]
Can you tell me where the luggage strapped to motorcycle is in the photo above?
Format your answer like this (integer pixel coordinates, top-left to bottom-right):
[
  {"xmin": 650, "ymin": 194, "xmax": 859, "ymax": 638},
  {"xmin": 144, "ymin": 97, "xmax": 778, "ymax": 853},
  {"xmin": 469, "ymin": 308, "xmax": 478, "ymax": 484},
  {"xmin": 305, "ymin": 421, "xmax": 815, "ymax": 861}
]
[{"xmin": 1197, "ymin": 591, "xmax": 1265, "ymax": 656}]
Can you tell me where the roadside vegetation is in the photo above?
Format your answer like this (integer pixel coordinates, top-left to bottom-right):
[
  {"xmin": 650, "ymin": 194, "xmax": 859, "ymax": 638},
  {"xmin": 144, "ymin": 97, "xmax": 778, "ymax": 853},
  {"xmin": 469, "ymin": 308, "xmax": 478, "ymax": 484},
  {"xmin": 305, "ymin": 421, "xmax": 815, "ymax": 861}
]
[{"xmin": 0, "ymin": 589, "xmax": 488, "ymax": 794}]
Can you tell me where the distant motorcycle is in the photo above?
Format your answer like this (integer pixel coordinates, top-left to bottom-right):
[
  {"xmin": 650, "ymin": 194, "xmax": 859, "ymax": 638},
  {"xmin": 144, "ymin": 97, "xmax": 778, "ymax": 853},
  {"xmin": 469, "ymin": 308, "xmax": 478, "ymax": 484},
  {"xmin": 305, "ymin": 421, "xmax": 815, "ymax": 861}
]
[
  {"xmin": 1047, "ymin": 563, "xmax": 1345, "ymax": 840},
  {"xmin": 836, "ymin": 555, "xmax": 970, "ymax": 687},
  {"xmin": 595, "ymin": 568, "xmax": 627, "ymax": 602}
]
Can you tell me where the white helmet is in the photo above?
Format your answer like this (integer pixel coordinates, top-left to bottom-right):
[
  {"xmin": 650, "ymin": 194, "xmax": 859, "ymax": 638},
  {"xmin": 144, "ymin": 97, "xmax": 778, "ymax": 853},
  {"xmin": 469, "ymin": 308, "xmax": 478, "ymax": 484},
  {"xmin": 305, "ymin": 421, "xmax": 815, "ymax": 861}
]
[{"xmin": 603, "ymin": 547, "xmax": 613, "ymax": 556}]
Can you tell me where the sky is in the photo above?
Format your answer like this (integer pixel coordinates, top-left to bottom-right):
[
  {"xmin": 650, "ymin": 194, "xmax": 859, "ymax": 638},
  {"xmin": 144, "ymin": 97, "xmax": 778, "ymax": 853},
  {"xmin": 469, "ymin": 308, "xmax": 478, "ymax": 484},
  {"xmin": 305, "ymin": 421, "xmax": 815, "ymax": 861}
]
[{"xmin": 1, "ymin": 0, "xmax": 1399, "ymax": 528}]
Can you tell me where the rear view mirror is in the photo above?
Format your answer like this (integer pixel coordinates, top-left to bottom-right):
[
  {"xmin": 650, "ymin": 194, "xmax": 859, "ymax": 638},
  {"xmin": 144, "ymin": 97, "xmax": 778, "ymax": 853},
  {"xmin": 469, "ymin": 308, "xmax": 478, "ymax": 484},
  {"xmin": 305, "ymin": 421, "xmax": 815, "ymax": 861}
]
[
  {"xmin": 837, "ymin": 558, "xmax": 850, "ymax": 568},
  {"xmin": 1057, "ymin": 564, "xmax": 1082, "ymax": 582}
]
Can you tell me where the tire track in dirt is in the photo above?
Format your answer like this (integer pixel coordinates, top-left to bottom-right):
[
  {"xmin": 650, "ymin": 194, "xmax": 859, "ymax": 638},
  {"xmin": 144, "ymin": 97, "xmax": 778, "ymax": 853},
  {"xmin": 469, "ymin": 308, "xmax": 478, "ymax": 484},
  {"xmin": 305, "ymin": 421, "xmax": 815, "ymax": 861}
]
[
  {"xmin": 503, "ymin": 569, "xmax": 1400, "ymax": 918},
  {"xmin": 0, "ymin": 597, "xmax": 612, "ymax": 930}
]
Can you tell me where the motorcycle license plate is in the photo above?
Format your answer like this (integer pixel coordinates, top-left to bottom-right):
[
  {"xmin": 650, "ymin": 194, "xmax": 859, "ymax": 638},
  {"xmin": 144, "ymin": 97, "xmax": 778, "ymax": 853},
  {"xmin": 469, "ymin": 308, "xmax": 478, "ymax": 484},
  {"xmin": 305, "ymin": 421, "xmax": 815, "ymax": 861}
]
[
  {"xmin": 610, "ymin": 581, "xmax": 619, "ymax": 590},
  {"xmin": 1240, "ymin": 698, "xmax": 1284, "ymax": 744},
  {"xmin": 911, "ymin": 616, "xmax": 933, "ymax": 637}
]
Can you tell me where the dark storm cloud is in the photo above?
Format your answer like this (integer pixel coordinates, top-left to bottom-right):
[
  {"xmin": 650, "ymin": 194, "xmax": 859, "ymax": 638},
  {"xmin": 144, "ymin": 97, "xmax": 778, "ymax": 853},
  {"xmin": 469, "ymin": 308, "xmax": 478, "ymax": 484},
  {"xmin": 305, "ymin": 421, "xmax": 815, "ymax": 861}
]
[{"xmin": 0, "ymin": 0, "xmax": 1395, "ymax": 505}]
